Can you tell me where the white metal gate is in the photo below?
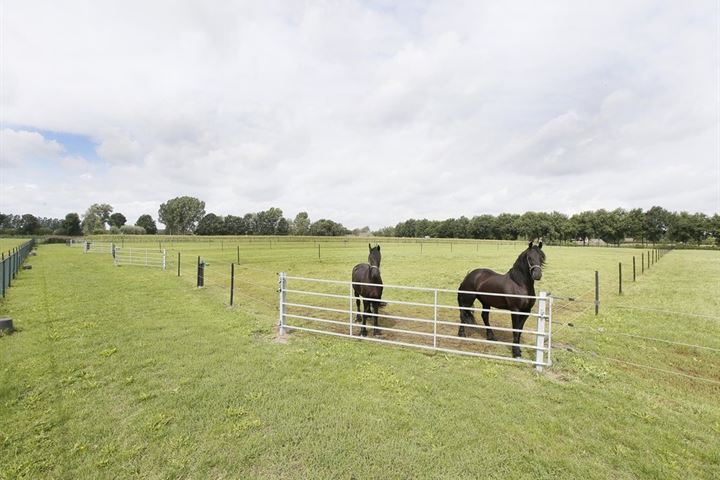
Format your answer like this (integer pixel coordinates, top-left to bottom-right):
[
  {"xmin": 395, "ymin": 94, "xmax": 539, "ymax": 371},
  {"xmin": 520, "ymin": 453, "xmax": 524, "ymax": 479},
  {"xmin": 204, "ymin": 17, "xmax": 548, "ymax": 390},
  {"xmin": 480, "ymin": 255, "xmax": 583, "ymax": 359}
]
[
  {"xmin": 84, "ymin": 241, "xmax": 114, "ymax": 254},
  {"xmin": 113, "ymin": 247, "xmax": 167, "ymax": 269},
  {"xmin": 278, "ymin": 273, "xmax": 552, "ymax": 370}
]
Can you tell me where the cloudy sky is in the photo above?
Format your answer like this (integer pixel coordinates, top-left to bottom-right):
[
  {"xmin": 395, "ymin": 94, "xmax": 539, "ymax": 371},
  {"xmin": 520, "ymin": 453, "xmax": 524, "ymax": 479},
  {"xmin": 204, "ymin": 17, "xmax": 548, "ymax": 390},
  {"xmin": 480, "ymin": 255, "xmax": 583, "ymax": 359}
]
[{"xmin": 1, "ymin": 0, "xmax": 718, "ymax": 229}]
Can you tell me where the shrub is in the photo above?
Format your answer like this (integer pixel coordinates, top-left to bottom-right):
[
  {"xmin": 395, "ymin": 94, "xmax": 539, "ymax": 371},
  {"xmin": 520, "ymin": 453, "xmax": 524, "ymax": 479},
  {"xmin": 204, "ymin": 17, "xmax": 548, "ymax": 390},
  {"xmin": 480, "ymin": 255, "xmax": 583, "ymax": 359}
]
[{"xmin": 120, "ymin": 225, "xmax": 146, "ymax": 235}]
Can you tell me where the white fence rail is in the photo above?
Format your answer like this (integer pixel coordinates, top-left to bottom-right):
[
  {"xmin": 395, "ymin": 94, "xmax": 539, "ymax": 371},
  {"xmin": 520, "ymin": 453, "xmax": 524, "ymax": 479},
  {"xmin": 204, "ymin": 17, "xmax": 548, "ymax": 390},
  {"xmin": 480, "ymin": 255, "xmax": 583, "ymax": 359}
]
[
  {"xmin": 113, "ymin": 247, "xmax": 167, "ymax": 269},
  {"xmin": 67, "ymin": 239, "xmax": 87, "ymax": 248},
  {"xmin": 278, "ymin": 273, "xmax": 552, "ymax": 370},
  {"xmin": 84, "ymin": 241, "xmax": 114, "ymax": 254}
]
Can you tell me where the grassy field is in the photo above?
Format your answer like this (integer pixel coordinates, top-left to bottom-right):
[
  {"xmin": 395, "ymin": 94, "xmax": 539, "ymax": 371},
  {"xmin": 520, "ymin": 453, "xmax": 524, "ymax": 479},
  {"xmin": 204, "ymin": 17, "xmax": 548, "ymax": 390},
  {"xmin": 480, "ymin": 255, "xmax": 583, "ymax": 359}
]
[
  {"xmin": 0, "ymin": 238, "xmax": 32, "ymax": 254},
  {"xmin": 1, "ymin": 238, "xmax": 719, "ymax": 479}
]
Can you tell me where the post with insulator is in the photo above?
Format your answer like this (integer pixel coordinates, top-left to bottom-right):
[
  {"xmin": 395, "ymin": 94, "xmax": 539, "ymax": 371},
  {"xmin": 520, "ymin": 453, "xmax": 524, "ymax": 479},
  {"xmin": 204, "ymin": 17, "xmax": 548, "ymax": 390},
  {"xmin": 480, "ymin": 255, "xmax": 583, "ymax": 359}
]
[{"xmin": 197, "ymin": 256, "xmax": 204, "ymax": 287}]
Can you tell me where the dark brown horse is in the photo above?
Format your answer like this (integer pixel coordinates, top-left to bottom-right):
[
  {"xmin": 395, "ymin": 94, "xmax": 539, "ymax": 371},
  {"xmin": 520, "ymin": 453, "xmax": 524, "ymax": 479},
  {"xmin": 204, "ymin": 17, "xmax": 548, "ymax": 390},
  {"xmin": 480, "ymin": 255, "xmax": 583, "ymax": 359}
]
[
  {"xmin": 352, "ymin": 244, "xmax": 383, "ymax": 336},
  {"xmin": 457, "ymin": 241, "xmax": 546, "ymax": 357}
]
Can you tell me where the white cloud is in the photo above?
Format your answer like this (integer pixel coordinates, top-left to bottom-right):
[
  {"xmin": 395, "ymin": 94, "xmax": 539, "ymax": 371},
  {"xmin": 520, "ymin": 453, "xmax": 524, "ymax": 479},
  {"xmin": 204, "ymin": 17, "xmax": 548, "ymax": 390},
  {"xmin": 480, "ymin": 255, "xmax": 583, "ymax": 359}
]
[
  {"xmin": 1, "ymin": 1, "xmax": 717, "ymax": 227},
  {"xmin": 0, "ymin": 128, "xmax": 64, "ymax": 167}
]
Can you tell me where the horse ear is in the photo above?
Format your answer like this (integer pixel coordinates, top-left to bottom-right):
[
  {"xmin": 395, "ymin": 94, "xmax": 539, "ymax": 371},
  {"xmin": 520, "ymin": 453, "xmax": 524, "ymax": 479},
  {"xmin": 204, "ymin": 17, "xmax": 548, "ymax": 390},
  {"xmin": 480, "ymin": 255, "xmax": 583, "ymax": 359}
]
[
  {"xmin": 528, "ymin": 241, "xmax": 533, "ymax": 249},
  {"xmin": 377, "ymin": 245, "xmax": 380, "ymax": 251},
  {"xmin": 368, "ymin": 243, "xmax": 372, "ymax": 252},
  {"xmin": 538, "ymin": 241, "xmax": 543, "ymax": 249}
]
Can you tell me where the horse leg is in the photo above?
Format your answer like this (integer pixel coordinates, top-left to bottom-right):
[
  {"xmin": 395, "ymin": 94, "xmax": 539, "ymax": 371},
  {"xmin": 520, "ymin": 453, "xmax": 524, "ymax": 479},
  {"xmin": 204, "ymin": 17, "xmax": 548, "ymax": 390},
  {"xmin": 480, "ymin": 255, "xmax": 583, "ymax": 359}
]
[
  {"xmin": 511, "ymin": 313, "xmax": 529, "ymax": 358},
  {"xmin": 457, "ymin": 294, "xmax": 474, "ymax": 337},
  {"xmin": 351, "ymin": 285, "xmax": 362, "ymax": 322},
  {"xmin": 361, "ymin": 300, "xmax": 370, "ymax": 336},
  {"xmin": 372, "ymin": 300, "xmax": 381, "ymax": 336},
  {"xmin": 480, "ymin": 303, "xmax": 495, "ymax": 341}
]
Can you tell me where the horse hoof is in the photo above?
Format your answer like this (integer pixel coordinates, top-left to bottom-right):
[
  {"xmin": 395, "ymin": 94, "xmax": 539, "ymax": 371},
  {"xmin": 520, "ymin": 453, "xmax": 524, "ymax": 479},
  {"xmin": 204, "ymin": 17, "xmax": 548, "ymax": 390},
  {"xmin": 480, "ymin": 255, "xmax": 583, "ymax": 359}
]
[
  {"xmin": 361, "ymin": 330, "xmax": 368, "ymax": 337},
  {"xmin": 512, "ymin": 349, "xmax": 521, "ymax": 358},
  {"xmin": 373, "ymin": 330, "xmax": 382, "ymax": 336}
]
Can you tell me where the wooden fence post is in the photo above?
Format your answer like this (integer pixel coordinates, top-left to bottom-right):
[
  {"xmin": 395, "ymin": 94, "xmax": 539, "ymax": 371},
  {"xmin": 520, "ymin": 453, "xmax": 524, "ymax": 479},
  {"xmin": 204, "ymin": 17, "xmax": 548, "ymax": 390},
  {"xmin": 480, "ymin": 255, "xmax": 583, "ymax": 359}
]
[{"xmin": 595, "ymin": 271, "xmax": 599, "ymax": 315}]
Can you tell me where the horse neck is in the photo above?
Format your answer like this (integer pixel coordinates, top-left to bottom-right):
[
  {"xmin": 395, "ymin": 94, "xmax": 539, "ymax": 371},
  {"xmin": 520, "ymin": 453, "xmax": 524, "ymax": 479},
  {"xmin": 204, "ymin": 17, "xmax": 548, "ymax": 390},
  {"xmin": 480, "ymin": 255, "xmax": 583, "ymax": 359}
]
[
  {"xmin": 368, "ymin": 264, "xmax": 381, "ymax": 282},
  {"xmin": 508, "ymin": 253, "xmax": 533, "ymax": 291}
]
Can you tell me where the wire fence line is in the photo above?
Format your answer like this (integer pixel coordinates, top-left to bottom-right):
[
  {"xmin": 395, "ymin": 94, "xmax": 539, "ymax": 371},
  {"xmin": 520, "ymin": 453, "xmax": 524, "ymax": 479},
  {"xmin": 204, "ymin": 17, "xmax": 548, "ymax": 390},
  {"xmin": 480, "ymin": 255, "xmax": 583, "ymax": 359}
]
[
  {"xmin": 564, "ymin": 346, "xmax": 720, "ymax": 386},
  {"xmin": 72, "ymin": 242, "xmax": 719, "ymax": 377}
]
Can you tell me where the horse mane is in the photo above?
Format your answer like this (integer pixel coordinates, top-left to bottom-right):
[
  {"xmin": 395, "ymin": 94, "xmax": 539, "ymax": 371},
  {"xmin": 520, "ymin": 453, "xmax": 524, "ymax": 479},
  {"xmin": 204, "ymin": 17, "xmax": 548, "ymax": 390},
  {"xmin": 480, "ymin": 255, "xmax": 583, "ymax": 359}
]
[{"xmin": 507, "ymin": 247, "xmax": 545, "ymax": 285}]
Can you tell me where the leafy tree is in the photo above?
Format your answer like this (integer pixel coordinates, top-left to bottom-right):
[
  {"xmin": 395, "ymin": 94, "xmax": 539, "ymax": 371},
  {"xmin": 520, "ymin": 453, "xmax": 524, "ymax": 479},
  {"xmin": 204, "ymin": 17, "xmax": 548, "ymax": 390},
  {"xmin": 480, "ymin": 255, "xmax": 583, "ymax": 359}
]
[
  {"xmin": 496, "ymin": 213, "xmax": 520, "ymax": 240},
  {"xmin": 709, "ymin": 214, "xmax": 720, "ymax": 246},
  {"xmin": 644, "ymin": 206, "xmax": 670, "ymax": 243},
  {"xmin": 667, "ymin": 212, "xmax": 708, "ymax": 244},
  {"xmin": 276, "ymin": 217, "xmax": 290, "ymax": 236},
  {"xmin": 135, "ymin": 214, "xmax": 158, "ymax": 234},
  {"xmin": 568, "ymin": 211, "xmax": 594, "ymax": 244},
  {"xmin": 62, "ymin": 213, "xmax": 82, "ymax": 236},
  {"xmin": 292, "ymin": 212, "xmax": 311, "ymax": 236},
  {"xmin": 120, "ymin": 225, "xmax": 146, "ymax": 235},
  {"xmin": 309, "ymin": 219, "xmax": 348, "ymax": 236},
  {"xmin": 224, "ymin": 215, "xmax": 247, "ymax": 235},
  {"xmin": 108, "ymin": 212, "xmax": 127, "ymax": 228},
  {"xmin": 468, "ymin": 215, "xmax": 496, "ymax": 239},
  {"xmin": 547, "ymin": 211, "xmax": 570, "ymax": 243},
  {"xmin": 517, "ymin": 211, "xmax": 555, "ymax": 240},
  {"xmin": 19, "ymin": 214, "xmax": 41, "ymax": 235},
  {"xmin": 158, "ymin": 196, "xmax": 205, "ymax": 235},
  {"xmin": 243, "ymin": 213, "xmax": 256, "ymax": 234},
  {"xmin": 395, "ymin": 219, "xmax": 417, "ymax": 238},
  {"xmin": 196, "ymin": 213, "xmax": 225, "ymax": 235},
  {"xmin": 254, "ymin": 207, "xmax": 284, "ymax": 235},
  {"xmin": 82, "ymin": 203, "xmax": 113, "ymax": 234},
  {"xmin": 625, "ymin": 208, "xmax": 645, "ymax": 243}
]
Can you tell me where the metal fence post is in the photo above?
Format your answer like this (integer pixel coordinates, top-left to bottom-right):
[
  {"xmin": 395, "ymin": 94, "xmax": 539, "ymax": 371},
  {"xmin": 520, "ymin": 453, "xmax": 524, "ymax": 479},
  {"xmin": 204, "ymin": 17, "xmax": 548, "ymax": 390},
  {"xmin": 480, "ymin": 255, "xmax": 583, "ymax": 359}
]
[
  {"xmin": 230, "ymin": 263, "xmax": 235, "ymax": 306},
  {"xmin": 432, "ymin": 290, "xmax": 439, "ymax": 349},
  {"xmin": 349, "ymin": 284, "xmax": 354, "ymax": 336},
  {"xmin": 535, "ymin": 292, "xmax": 547, "ymax": 371},
  {"xmin": 618, "ymin": 262, "xmax": 622, "ymax": 295},
  {"xmin": 177, "ymin": 252, "xmax": 181, "ymax": 277},
  {"xmin": 278, "ymin": 273, "xmax": 287, "ymax": 335},
  {"xmin": 633, "ymin": 256, "xmax": 636, "ymax": 282}
]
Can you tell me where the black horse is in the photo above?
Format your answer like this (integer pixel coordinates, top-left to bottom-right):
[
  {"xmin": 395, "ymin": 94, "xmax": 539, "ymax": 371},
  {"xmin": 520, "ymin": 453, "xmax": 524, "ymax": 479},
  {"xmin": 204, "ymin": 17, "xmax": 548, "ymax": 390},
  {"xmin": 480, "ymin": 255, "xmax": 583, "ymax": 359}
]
[
  {"xmin": 457, "ymin": 241, "xmax": 546, "ymax": 357},
  {"xmin": 352, "ymin": 244, "xmax": 384, "ymax": 336}
]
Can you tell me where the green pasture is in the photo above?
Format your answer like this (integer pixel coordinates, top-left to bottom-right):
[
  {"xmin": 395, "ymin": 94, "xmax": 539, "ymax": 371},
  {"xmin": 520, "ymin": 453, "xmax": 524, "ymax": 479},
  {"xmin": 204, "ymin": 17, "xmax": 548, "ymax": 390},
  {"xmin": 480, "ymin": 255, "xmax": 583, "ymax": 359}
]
[
  {"xmin": 0, "ymin": 238, "xmax": 31, "ymax": 254},
  {"xmin": 1, "ymin": 238, "xmax": 718, "ymax": 479}
]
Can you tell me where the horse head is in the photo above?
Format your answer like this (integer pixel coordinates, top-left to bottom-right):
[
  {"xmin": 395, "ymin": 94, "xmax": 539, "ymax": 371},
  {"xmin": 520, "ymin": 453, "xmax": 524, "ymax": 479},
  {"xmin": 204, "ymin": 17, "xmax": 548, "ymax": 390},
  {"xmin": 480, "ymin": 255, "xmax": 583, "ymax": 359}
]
[
  {"xmin": 368, "ymin": 243, "xmax": 381, "ymax": 268},
  {"xmin": 526, "ymin": 240, "xmax": 545, "ymax": 281}
]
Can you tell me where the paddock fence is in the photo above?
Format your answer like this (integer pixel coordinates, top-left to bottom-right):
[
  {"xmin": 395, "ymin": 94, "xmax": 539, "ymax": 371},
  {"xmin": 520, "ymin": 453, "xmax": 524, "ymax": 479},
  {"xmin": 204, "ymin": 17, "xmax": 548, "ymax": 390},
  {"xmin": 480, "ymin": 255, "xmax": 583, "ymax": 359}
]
[
  {"xmin": 113, "ymin": 247, "xmax": 168, "ymax": 270},
  {"xmin": 83, "ymin": 240, "xmax": 114, "ymax": 254},
  {"xmin": 278, "ymin": 273, "xmax": 552, "ymax": 370},
  {"xmin": 1, "ymin": 239, "xmax": 36, "ymax": 298}
]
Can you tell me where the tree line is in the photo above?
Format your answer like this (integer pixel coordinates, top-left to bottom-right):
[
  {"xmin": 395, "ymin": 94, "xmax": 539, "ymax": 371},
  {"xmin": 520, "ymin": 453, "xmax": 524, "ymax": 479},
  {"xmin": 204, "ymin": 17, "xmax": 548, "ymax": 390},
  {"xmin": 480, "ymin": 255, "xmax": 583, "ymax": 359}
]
[
  {"xmin": 0, "ymin": 196, "xmax": 350, "ymax": 238},
  {"xmin": 2, "ymin": 198, "xmax": 717, "ymax": 246},
  {"xmin": 384, "ymin": 207, "xmax": 720, "ymax": 246}
]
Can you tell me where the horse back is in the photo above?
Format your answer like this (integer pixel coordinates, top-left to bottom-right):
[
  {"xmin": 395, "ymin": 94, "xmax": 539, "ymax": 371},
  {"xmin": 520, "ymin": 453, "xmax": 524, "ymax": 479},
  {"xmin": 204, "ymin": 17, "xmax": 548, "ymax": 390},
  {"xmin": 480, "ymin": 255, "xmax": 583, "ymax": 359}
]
[{"xmin": 459, "ymin": 268, "xmax": 535, "ymax": 311}]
